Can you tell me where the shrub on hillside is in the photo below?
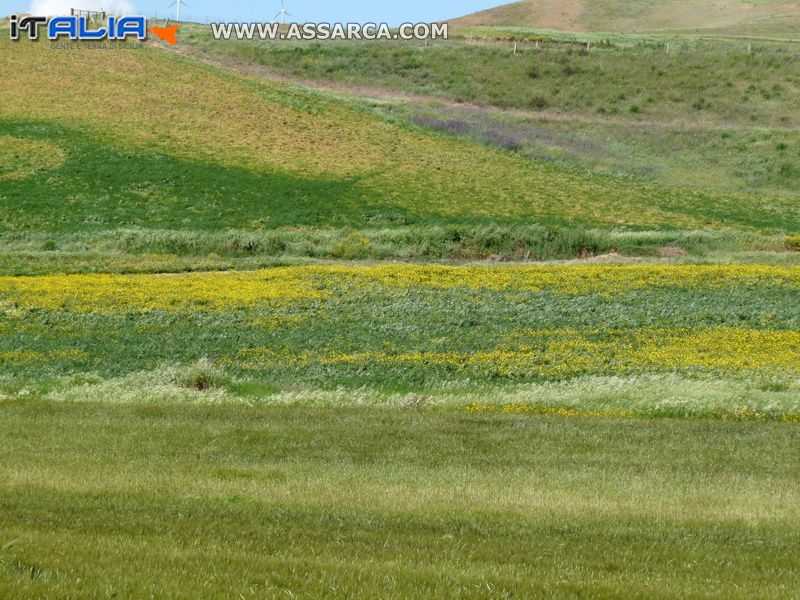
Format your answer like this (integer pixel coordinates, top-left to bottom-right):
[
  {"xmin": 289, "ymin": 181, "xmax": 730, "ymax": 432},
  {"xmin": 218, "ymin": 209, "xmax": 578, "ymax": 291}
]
[
  {"xmin": 331, "ymin": 232, "xmax": 372, "ymax": 259},
  {"xmin": 529, "ymin": 95, "xmax": 548, "ymax": 109},
  {"xmin": 787, "ymin": 235, "xmax": 800, "ymax": 251},
  {"xmin": 562, "ymin": 64, "xmax": 580, "ymax": 76},
  {"xmin": 177, "ymin": 358, "xmax": 225, "ymax": 392}
]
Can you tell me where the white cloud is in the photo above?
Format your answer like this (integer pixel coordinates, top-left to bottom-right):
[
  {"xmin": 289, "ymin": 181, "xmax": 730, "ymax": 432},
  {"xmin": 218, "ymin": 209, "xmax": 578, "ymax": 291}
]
[{"xmin": 30, "ymin": 0, "xmax": 137, "ymax": 16}]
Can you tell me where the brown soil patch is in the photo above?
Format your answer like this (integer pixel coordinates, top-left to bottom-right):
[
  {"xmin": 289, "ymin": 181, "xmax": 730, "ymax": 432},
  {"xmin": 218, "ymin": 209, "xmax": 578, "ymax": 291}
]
[
  {"xmin": 658, "ymin": 246, "xmax": 689, "ymax": 258},
  {"xmin": 524, "ymin": 0, "xmax": 586, "ymax": 31},
  {"xmin": 582, "ymin": 251, "xmax": 623, "ymax": 261},
  {"xmin": 452, "ymin": 0, "xmax": 587, "ymax": 31},
  {"xmin": 449, "ymin": 0, "xmax": 800, "ymax": 34}
]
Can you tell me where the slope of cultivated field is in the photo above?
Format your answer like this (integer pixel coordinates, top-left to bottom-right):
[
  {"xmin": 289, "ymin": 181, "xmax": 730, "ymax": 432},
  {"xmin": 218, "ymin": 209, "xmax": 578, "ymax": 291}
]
[
  {"xmin": 1, "ymin": 37, "xmax": 799, "ymax": 257},
  {"xmin": 450, "ymin": 0, "xmax": 800, "ymax": 37}
]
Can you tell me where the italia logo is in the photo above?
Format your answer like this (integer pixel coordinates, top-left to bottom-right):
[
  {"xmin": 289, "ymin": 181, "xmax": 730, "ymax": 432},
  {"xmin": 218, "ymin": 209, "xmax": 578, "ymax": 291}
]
[{"xmin": 9, "ymin": 14, "xmax": 180, "ymax": 45}]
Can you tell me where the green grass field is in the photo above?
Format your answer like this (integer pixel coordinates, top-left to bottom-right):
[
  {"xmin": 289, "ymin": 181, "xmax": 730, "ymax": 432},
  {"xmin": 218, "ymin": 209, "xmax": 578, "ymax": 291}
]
[
  {"xmin": 1, "ymin": 15, "xmax": 800, "ymax": 597},
  {"xmin": 1, "ymin": 401, "xmax": 798, "ymax": 598}
]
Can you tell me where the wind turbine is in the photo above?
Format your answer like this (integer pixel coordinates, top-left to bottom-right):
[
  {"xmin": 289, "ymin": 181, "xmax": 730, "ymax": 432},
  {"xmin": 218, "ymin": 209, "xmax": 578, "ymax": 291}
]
[
  {"xmin": 273, "ymin": 0, "xmax": 292, "ymax": 25},
  {"xmin": 169, "ymin": 0, "xmax": 188, "ymax": 22}
]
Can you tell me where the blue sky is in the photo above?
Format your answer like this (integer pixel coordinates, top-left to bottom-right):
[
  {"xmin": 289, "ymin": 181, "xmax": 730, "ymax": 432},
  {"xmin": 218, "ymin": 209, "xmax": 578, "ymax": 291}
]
[{"xmin": 2, "ymin": 0, "xmax": 504, "ymax": 24}]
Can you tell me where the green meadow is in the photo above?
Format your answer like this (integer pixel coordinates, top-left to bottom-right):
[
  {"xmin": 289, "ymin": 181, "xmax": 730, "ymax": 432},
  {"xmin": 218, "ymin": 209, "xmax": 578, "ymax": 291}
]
[{"xmin": 1, "ymin": 402, "xmax": 798, "ymax": 598}]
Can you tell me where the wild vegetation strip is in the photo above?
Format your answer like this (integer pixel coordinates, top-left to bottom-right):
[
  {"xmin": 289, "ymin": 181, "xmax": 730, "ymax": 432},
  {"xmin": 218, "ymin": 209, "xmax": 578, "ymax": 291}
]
[{"xmin": 4, "ymin": 225, "xmax": 795, "ymax": 277}]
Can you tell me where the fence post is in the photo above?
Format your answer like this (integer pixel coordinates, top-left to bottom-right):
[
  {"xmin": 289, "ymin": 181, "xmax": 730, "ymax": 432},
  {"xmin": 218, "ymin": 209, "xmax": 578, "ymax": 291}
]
[{"xmin": 513, "ymin": 42, "xmax": 517, "ymax": 55}]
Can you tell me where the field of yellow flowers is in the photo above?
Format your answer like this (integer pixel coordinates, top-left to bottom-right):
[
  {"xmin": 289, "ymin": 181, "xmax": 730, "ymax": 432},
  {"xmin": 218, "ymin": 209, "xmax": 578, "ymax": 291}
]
[{"xmin": 2, "ymin": 263, "xmax": 798, "ymax": 419}]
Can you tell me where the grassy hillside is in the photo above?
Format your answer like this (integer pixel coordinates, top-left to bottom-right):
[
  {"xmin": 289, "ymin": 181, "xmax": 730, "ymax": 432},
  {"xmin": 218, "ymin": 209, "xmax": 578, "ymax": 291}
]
[
  {"xmin": 181, "ymin": 29, "xmax": 800, "ymax": 128},
  {"xmin": 450, "ymin": 0, "xmax": 800, "ymax": 37},
  {"xmin": 2, "ymin": 37, "xmax": 798, "ymax": 272},
  {"xmin": 178, "ymin": 28, "xmax": 800, "ymax": 213}
]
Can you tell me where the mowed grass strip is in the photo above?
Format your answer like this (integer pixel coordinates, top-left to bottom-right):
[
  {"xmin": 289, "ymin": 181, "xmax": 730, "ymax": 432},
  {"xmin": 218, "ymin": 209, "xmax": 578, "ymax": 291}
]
[{"xmin": 0, "ymin": 400, "xmax": 798, "ymax": 598}]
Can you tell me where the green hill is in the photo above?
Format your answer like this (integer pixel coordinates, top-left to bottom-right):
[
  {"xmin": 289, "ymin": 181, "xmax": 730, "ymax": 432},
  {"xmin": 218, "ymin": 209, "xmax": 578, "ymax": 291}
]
[
  {"xmin": 1, "ymin": 37, "xmax": 798, "ymax": 273},
  {"xmin": 450, "ymin": 0, "xmax": 800, "ymax": 37},
  {"xmin": 177, "ymin": 26, "xmax": 800, "ymax": 218},
  {"xmin": 0, "ymin": 37, "xmax": 790, "ymax": 232}
]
